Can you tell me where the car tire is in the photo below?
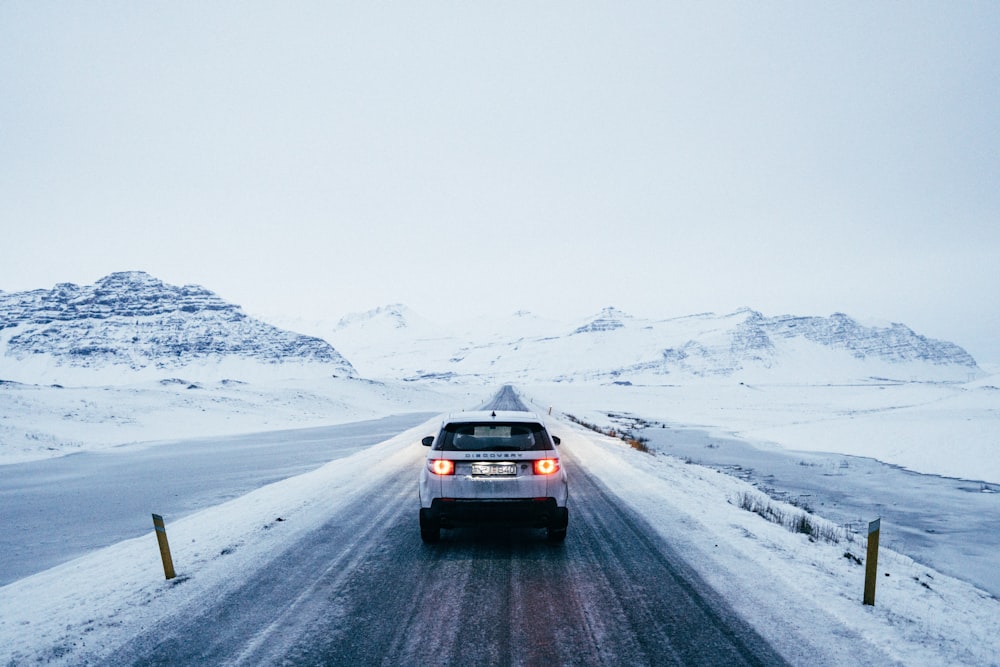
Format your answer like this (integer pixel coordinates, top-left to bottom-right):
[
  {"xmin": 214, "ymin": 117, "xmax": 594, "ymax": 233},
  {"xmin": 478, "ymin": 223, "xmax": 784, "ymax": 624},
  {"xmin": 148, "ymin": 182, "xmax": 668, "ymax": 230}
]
[
  {"xmin": 547, "ymin": 507, "xmax": 568, "ymax": 542},
  {"xmin": 419, "ymin": 509, "xmax": 440, "ymax": 544},
  {"xmin": 546, "ymin": 526, "xmax": 567, "ymax": 542}
]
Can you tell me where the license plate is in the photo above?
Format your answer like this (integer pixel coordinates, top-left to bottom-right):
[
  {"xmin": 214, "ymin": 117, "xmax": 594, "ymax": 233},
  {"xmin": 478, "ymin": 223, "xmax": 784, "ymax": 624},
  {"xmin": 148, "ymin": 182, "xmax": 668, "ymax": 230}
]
[{"xmin": 471, "ymin": 462, "xmax": 516, "ymax": 476}]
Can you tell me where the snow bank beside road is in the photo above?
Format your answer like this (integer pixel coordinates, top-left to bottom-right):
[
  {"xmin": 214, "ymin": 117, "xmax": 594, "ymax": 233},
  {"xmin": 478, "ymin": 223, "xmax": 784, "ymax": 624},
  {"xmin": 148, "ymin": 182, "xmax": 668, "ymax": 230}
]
[
  {"xmin": 551, "ymin": 420, "xmax": 1000, "ymax": 666},
  {"xmin": 0, "ymin": 419, "xmax": 436, "ymax": 665}
]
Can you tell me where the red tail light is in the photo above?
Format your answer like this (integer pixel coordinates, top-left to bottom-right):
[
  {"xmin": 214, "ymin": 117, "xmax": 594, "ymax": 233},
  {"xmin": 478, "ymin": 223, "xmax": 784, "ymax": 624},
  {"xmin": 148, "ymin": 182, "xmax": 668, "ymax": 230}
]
[
  {"xmin": 429, "ymin": 459, "xmax": 455, "ymax": 476},
  {"xmin": 533, "ymin": 459, "xmax": 560, "ymax": 475}
]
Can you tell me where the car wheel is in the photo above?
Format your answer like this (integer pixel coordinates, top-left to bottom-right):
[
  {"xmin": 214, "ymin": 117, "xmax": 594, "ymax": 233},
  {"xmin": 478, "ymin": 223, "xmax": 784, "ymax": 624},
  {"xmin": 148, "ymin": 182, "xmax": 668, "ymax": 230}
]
[
  {"xmin": 419, "ymin": 509, "xmax": 440, "ymax": 544},
  {"xmin": 547, "ymin": 507, "xmax": 568, "ymax": 542},
  {"xmin": 547, "ymin": 526, "xmax": 567, "ymax": 542}
]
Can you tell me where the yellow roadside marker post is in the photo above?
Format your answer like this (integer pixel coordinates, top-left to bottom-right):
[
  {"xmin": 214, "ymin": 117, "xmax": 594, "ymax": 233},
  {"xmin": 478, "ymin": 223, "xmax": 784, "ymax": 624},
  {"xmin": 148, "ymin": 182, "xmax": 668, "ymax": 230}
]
[
  {"xmin": 152, "ymin": 513, "xmax": 176, "ymax": 580},
  {"xmin": 863, "ymin": 518, "xmax": 880, "ymax": 606}
]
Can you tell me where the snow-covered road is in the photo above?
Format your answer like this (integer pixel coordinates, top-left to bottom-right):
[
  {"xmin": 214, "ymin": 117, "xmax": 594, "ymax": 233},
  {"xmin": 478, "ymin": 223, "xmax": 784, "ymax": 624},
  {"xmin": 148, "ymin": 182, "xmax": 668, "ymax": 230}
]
[
  {"xmin": 94, "ymin": 383, "xmax": 766, "ymax": 664},
  {"xmin": 104, "ymin": 448, "xmax": 787, "ymax": 666}
]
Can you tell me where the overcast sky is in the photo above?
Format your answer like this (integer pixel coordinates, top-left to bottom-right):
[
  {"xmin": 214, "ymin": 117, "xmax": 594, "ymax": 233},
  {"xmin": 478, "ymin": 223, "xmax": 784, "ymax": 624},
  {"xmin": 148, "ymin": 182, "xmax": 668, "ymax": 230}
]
[{"xmin": 2, "ymin": 2, "xmax": 998, "ymax": 362}]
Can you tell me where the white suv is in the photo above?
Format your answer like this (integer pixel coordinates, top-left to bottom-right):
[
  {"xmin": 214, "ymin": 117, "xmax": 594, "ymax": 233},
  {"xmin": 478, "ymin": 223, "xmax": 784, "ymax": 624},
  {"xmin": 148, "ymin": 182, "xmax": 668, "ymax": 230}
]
[{"xmin": 418, "ymin": 411, "xmax": 569, "ymax": 543}]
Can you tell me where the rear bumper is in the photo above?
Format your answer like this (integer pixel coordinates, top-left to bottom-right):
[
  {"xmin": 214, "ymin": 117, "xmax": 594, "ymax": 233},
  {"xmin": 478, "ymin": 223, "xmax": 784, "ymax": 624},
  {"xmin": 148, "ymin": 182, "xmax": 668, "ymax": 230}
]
[{"xmin": 428, "ymin": 498, "xmax": 567, "ymax": 529}]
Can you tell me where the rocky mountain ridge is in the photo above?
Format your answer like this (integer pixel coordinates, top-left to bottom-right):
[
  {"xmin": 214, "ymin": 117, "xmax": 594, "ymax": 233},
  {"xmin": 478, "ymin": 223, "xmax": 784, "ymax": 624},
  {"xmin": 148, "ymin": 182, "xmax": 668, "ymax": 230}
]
[
  {"xmin": 0, "ymin": 272, "xmax": 355, "ymax": 384},
  {"xmin": 334, "ymin": 303, "xmax": 411, "ymax": 331},
  {"xmin": 322, "ymin": 304, "xmax": 981, "ymax": 384},
  {"xmin": 744, "ymin": 311, "xmax": 977, "ymax": 366},
  {"xmin": 572, "ymin": 306, "xmax": 631, "ymax": 334},
  {"xmin": 1, "ymin": 272, "xmax": 980, "ymax": 386}
]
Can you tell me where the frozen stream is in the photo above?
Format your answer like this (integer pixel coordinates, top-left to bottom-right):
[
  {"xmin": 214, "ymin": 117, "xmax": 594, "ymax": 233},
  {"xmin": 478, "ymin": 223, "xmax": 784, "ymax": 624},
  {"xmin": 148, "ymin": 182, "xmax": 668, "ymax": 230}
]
[
  {"xmin": 639, "ymin": 424, "xmax": 1000, "ymax": 597},
  {"xmin": 0, "ymin": 412, "xmax": 436, "ymax": 586}
]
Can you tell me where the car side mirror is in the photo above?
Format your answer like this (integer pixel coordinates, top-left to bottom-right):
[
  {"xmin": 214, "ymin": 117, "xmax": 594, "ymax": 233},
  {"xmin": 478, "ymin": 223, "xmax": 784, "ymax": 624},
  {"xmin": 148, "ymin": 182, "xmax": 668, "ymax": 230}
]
[
  {"xmin": 421, "ymin": 436, "xmax": 434, "ymax": 447},
  {"xmin": 552, "ymin": 435, "xmax": 561, "ymax": 446}
]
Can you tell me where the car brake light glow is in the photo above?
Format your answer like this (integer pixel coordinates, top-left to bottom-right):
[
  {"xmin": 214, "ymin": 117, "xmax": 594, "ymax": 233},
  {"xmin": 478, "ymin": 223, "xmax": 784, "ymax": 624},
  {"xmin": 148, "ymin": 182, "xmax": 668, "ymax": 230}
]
[
  {"xmin": 533, "ymin": 459, "xmax": 559, "ymax": 475},
  {"xmin": 430, "ymin": 459, "xmax": 455, "ymax": 476}
]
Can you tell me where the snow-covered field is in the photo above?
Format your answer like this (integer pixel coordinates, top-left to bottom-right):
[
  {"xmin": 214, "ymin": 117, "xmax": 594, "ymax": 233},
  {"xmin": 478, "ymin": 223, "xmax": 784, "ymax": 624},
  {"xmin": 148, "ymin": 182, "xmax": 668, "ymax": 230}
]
[
  {"xmin": 0, "ymin": 376, "xmax": 480, "ymax": 466},
  {"xmin": 2, "ymin": 374, "xmax": 999, "ymax": 664},
  {"xmin": 4, "ymin": 373, "xmax": 996, "ymax": 482},
  {"xmin": 522, "ymin": 376, "xmax": 1000, "ymax": 484}
]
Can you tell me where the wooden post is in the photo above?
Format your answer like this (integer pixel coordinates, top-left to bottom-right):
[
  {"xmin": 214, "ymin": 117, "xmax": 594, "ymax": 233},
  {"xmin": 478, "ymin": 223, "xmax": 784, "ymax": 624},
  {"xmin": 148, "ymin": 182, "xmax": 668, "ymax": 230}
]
[
  {"xmin": 863, "ymin": 518, "xmax": 880, "ymax": 606},
  {"xmin": 152, "ymin": 513, "xmax": 176, "ymax": 580}
]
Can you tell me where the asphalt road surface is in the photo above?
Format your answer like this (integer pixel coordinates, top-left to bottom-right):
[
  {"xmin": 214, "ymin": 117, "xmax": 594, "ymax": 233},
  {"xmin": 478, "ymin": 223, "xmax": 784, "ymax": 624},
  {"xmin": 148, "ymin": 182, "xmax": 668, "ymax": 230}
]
[
  {"xmin": 482, "ymin": 384, "xmax": 529, "ymax": 411},
  {"xmin": 107, "ymin": 389, "xmax": 788, "ymax": 666}
]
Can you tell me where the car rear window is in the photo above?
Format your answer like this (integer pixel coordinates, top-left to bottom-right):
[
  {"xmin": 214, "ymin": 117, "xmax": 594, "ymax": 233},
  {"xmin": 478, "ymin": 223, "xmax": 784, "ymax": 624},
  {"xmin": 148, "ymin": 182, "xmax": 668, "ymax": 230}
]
[{"xmin": 435, "ymin": 422, "xmax": 553, "ymax": 451}]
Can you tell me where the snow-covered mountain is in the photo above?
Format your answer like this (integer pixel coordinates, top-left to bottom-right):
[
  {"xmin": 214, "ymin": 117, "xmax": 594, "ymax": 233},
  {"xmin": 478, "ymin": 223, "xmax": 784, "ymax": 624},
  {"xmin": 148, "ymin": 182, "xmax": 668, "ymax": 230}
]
[
  {"xmin": 2, "ymin": 271, "xmax": 979, "ymax": 386},
  {"xmin": 0, "ymin": 272, "xmax": 355, "ymax": 385},
  {"xmin": 270, "ymin": 303, "xmax": 462, "ymax": 381},
  {"xmin": 324, "ymin": 305, "xmax": 981, "ymax": 384},
  {"xmin": 572, "ymin": 306, "xmax": 632, "ymax": 334}
]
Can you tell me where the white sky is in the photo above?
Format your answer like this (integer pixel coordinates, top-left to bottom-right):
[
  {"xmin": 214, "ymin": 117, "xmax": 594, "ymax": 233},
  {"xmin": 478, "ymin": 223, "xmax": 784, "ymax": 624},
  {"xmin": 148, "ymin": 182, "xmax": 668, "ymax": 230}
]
[{"xmin": 2, "ymin": 2, "xmax": 999, "ymax": 362}]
